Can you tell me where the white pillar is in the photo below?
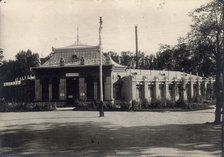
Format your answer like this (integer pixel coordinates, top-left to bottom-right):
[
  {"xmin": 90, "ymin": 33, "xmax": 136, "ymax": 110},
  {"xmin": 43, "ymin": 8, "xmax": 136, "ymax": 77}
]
[
  {"xmin": 164, "ymin": 78, "xmax": 170, "ymax": 105},
  {"xmin": 196, "ymin": 79, "xmax": 201, "ymax": 97},
  {"xmin": 144, "ymin": 79, "xmax": 149, "ymax": 102},
  {"xmin": 202, "ymin": 79, "xmax": 208, "ymax": 97},
  {"xmin": 132, "ymin": 81, "xmax": 137, "ymax": 101},
  {"xmin": 154, "ymin": 77, "xmax": 160, "ymax": 100},
  {"xmin": 173, "ymin": 80, "xmax": 179, "ymax": 102},
  {"xmin": 189, "ymin": 78, "xmax": 194, "ymax": 101},
  {"xmin": 182, "ymin": 80, "xmax": 188, "ymax": 101}
]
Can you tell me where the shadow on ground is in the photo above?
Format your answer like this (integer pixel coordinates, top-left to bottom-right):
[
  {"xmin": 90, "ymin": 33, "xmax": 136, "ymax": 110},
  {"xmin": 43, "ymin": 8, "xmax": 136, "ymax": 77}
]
[{"xmin": 0, "ymin": 121, "xmax": 221, "ymax": 157}]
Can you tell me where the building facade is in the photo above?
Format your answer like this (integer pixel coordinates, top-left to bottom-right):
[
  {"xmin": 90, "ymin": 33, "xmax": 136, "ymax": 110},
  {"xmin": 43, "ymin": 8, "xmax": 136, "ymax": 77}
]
[
  {"xmin": 28, "ymin": 43, "xmax": 215, "ymax": 105},
  {"xmin": 31, "ymin": 44, "xmax": 125, "ymax": 105}
]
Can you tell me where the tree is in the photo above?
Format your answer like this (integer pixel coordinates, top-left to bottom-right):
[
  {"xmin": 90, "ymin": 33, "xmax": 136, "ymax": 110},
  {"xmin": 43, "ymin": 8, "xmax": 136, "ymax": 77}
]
[
  {"xmin": 107, "ymin": 51, "xmax": 120, "ymax": 63},
  {"xmin": 15, "ymin": 49, "xmax": 40, "ymax": 74},
  {"xmin": 0, "ymin": 48, "xmax": 4, "ymax": 65},
  {"xmin": 0, "ymin": 49, "xmax": 39, "ymax": 82},
  {"xmin": 155, "ymin": 44, "xmax": 175, "ymax": 70},
  {"xmin": 187, "ymin": 0, "xmax": 224, "ymax": 123},
  {"xmin": 144, "ymin": 54, "xmax": 156, "ymax": 69},
  {"xmin": 120, "ymin": 51, "xmax": 134, "ymax": 66}
]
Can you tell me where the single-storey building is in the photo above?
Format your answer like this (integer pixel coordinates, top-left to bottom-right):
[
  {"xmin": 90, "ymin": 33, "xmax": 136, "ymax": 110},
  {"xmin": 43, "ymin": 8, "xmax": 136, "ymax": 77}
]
[{"xmin": 29, "ymin": 42, "xmax": 214, "ymax": 106}]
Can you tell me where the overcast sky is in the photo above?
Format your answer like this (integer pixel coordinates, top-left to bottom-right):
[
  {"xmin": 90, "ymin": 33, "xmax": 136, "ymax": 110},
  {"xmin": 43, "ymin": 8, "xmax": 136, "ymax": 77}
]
[{"xmin": 0, "ymin": 0, "xmax": 210, "ymax": 59}]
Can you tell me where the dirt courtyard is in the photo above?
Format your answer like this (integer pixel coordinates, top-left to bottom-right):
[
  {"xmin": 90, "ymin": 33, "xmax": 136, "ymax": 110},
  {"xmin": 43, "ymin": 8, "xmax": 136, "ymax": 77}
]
[{"xmin": 0, "ymin": 108, "xmax": 221, "ymax": 157}]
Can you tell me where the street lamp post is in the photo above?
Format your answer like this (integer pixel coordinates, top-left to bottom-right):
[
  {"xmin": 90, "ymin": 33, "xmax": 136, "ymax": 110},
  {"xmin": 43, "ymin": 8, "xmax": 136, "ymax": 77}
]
[{"xmin": 99, "ymin": 16, "xmax": 104, "ymax": 117}]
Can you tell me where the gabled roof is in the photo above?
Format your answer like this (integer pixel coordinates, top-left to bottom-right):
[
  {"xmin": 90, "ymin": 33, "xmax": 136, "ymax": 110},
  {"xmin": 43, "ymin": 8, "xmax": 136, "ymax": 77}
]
[{"xmin": 40, "ymin": 44, "xmax": 126, "ymax": 68}]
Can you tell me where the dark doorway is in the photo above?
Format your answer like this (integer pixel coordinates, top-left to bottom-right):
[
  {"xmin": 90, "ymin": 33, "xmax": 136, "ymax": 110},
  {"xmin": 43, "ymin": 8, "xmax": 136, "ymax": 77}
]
[
  {"xmin": 137, "ymin": 85, "xmax": 144, "ymax": 102},
  {"xmin": 86, "ymin": 77, "xmax": 94, "ymax": 100},
  {"xmin": 113, "ymin": 76, "xmax": 122, "ymax": 100},
  {"xmin": 66, "ymin": 77, "xmax": 79, "ymax": 101},
  {"xmin": 42, "ymin": 78, "xmax": 49, "ymax": 101},
  {"xmin": 52, "ymin": 77, "xmax": 59, "ymax": 100}
]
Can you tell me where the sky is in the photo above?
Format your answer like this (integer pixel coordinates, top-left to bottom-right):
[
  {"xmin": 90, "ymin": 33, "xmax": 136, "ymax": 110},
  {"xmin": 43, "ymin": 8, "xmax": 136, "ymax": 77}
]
[{"xmin": 0, "ymin": 0, "xmax": 211, "ymax": 60}]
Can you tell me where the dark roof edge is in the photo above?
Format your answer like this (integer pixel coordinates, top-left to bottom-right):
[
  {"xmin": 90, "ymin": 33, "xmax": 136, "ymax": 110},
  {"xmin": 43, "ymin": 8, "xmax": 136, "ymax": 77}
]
[{"xmin": 53, "ymin": 45, "xmax": 100, "ymax": 51}]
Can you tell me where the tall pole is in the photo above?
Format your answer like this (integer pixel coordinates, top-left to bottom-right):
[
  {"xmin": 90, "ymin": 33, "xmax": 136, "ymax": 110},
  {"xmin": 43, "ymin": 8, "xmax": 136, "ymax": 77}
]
[
  {"xmin": 99, "ymin": 16, "xmax": 104, "ymax": 117},
  {"xmin": 135, "ymin": 25, "xmax": 139, "ymax": 69},
  {"xmin": 77, "ymin": 26, "xmax": 79, "ymax": 45}
]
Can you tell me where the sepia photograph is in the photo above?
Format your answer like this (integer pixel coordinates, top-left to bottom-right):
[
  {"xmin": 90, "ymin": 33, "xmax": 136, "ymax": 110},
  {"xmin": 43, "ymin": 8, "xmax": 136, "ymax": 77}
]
[{"xmin": 0, "ymin": 0, "xmax": 223, "ymax": 156}]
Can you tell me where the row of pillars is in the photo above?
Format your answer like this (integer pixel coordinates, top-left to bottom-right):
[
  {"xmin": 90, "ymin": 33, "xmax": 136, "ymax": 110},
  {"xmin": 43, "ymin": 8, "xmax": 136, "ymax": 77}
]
[
  {"xmin": 133, "ymin": 78, "xmax": 214, "ymax": 104},
  {"xmin": 35, "ymin": 76, "xmax": 113, "ymax": 102}
]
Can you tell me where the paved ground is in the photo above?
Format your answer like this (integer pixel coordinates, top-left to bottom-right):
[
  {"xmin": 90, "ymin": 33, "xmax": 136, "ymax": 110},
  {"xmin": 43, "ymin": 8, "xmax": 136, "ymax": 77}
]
[{"xmin": 0, "ymin": 108, "xmax": 221, "ymax": 157}]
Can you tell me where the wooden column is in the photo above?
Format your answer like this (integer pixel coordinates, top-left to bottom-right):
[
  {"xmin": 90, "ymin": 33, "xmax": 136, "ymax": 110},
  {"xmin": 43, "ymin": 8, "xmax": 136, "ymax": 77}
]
[
  {"xmin": 35, "ymin": 79, "xmax": 42, "ymax": 101},
  {"xmin": 94, "ymin": 80, "xmax": 98, "ymax": 100},
  {"xmin": 79, "ymin": 77, "xmax": 86, "ymax": 101},
  {"xmin": 104, "ymin": 76, "xmax": 112, "ymax": 101},
  {"xmin": 110, "ymin": 71, "xmax": 114, "ymax": 102},
  {"xmin": 49, "ymin": 81, "xmax": 52, "ymax": 101},
  {"xmin": 59, "ymin": 78, "xmax": 66, "ymax": 101}
]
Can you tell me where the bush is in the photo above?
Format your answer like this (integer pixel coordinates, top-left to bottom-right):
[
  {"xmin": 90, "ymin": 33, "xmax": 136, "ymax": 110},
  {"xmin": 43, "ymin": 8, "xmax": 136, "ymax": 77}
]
[
  {"xmin": 90, "ymin": 101, "xmax": 98, "ymax": 110},
  {"xmin": 113, "ymin": 100, "xmax": 130, "ymax": 111},
  {"xmin": 74, "ymin": 99, "xmax": 82, "ymax": 107},
  {"xmin": 191, "ymin": 96, "xmax": 203, "ymax": 103},
  {"xmin": 166, "ymin": 100, "xmax": 175, "ymax": 108},
  {"xmin": 104, "ymin": 102, "xmax": 114, "ymax": 111},
  {"xmin": 33, "ymin": 102, "xmax": 56, "ymax": 111},
  {"xmin": 0, "ymin": 102, "xmax": 56, "ymax": 112},
  {"xmin": 141, "ymin": 98, "xmax": 150, "ymax": 109},
  {"xmin": 120, "ymin": 101, "xmax": 131, "ymax": 111},
  {"xmin": 150, "ymin": 100, "xmax": 163, "ymax": 108},
  {"xmin": 132, "ymin": 100, "xmax": 141, "ymax": 111},
  {"xmin": 175, "ymin": 100, "xmax": 188, "ymax": 108},
  {"xmin": 0, "ymin": 99, "xmax": 8, "ymax": 112}
]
